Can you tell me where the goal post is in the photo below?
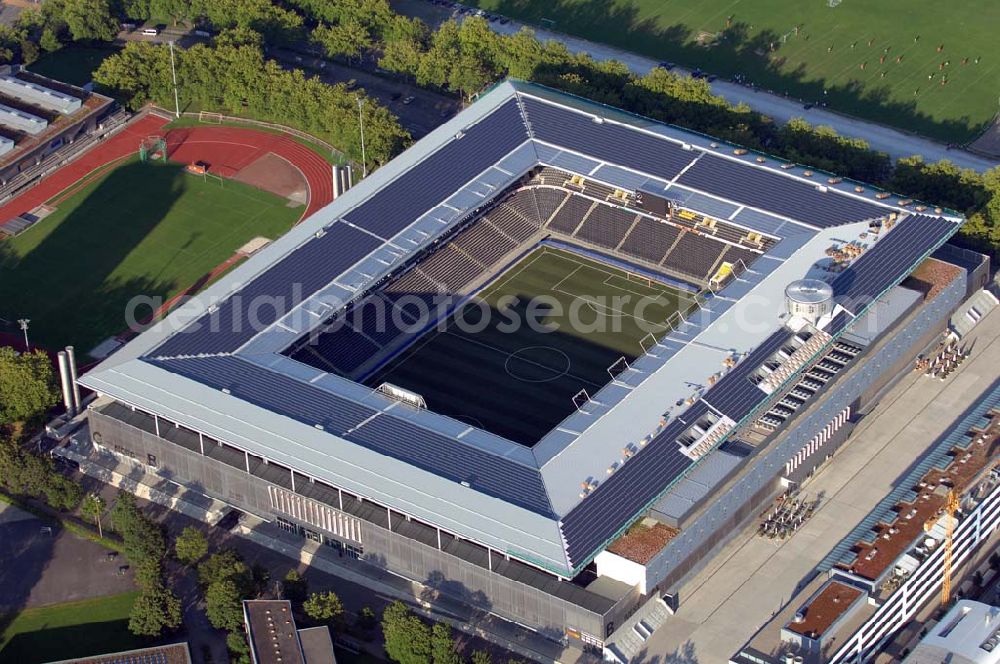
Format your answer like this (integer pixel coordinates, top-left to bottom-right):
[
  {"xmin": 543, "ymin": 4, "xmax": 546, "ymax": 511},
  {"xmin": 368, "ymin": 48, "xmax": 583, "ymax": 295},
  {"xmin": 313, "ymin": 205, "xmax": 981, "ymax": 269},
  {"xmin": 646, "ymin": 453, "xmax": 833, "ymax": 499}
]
[
  {"xmin": 139, "ymin": 135, "xmax": 167, "ymax": 163},
  {"xmin": 198, "ymin": 111, "xmax": 223, "ymax": 124},
  {"xmin": 626, "ymin": 272, "xmax": 653, "ymax": 288}
]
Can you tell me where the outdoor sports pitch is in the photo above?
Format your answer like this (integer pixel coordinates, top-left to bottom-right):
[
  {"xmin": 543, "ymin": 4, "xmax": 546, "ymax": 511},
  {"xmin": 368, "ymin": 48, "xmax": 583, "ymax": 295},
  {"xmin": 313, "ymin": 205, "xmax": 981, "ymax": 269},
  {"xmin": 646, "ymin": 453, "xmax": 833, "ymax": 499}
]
[
  {"xmin": 467, "ymin": 0, "xmax": 999, "ymax": 143},
  {"xmin": 0, "ymin": 159, "xmax": 300, "ymax": 354},
  {"xmin": 366, "ymin": 246, "xmax": 696, "ymax": 445}
]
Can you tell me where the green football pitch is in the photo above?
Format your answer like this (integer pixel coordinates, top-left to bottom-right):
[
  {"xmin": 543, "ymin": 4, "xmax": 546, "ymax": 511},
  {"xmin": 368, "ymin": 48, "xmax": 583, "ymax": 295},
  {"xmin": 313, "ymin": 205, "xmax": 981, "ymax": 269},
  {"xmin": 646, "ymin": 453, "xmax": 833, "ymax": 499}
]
[
  {"xmin": 0, "ymin": 160, "xmax": 300, "ymax": 354},
  {"xmin": 467, "ymin": 0, "xmax": 999, "ymax": 143},
  {"xmin": 367, "ymin": 246, "xmax": 696, "ymax": 445}
]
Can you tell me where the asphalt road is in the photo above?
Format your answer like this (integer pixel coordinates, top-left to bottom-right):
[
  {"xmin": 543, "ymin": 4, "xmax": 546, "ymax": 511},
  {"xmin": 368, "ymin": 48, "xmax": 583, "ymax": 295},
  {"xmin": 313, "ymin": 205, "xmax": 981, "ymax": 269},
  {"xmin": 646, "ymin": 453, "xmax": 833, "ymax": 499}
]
[{"xmin": 392, "ymin": 0, "xmax": 1000, "ymax": 172}]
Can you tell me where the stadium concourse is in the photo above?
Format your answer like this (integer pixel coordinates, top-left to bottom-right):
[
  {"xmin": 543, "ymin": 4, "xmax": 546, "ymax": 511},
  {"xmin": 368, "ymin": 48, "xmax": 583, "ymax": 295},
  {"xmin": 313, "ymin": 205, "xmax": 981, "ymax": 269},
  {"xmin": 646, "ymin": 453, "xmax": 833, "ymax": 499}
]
[{"xmin": 77, "ymin": 81, "xmax": 975, "ymax": 657}]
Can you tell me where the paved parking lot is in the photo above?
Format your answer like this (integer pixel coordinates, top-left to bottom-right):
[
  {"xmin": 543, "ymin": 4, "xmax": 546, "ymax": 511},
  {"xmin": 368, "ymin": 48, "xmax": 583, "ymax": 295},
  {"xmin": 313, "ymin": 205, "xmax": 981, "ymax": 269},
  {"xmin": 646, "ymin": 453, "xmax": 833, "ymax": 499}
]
[{"xmin": 0, "ymin": 502, "xmax": 135, "ymax": 611}]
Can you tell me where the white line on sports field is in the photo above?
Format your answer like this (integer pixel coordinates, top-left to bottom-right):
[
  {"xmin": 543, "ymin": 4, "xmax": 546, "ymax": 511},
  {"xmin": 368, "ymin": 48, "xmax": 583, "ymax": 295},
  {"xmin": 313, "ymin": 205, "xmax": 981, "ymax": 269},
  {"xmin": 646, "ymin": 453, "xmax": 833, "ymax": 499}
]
[{"xmin": 442, "ymin": 330, "xmax": 605, "ymax": 388}]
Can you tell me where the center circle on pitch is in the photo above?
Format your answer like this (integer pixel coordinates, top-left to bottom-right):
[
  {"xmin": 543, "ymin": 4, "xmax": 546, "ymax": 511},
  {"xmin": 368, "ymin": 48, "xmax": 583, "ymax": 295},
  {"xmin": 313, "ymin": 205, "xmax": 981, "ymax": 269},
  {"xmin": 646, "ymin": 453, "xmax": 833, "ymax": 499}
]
[{"xmin": 504, "ymin": 346, "xmax": 571, "ymax": 383}]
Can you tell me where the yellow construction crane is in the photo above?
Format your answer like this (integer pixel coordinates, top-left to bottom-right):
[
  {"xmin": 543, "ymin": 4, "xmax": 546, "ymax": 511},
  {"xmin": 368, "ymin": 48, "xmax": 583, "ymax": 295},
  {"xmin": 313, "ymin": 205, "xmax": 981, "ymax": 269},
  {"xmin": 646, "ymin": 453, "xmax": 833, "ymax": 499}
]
[{"xmin": 941, "ymin": 489, "xmax": 960, "ymax": 607}]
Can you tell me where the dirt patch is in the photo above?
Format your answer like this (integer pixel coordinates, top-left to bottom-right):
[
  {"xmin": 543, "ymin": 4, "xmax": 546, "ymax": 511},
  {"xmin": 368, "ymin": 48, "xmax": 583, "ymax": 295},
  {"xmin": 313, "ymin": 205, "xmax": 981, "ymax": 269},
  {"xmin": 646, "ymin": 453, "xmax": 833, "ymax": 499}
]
[{"xmin": 232, "ymin": 152, "xmax": 307, "ymax": 206}]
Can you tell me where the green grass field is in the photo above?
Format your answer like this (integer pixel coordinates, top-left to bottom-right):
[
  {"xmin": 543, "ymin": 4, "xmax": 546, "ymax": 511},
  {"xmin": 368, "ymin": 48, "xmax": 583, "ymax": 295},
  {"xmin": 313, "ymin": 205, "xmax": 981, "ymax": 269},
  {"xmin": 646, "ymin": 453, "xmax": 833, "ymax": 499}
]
[
  {"xmin": 469, "ymin": 0, "xmax": 999, "ymax": 143},
  {"xmin": 0, "ymin": 159, "xmax": 300, "ymax": 354},
  {"xmin": 29, "ymin": 45, "xmax": 121, "ymax": 87},
  {"xmin": 0, "ymin": 592, "xmax": 141, "ymax": 663},
  {"xmin": 367, "ymin": 246, "xmax": 694, "ymax": 445}
]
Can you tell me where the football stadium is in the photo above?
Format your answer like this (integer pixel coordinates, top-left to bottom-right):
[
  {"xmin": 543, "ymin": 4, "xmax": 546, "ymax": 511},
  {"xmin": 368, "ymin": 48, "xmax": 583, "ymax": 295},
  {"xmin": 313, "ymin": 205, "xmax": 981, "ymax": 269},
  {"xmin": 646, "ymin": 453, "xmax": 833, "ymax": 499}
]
[{"xmin": 77, "ymin": 81, "xmax": 982, "ymax": 656}]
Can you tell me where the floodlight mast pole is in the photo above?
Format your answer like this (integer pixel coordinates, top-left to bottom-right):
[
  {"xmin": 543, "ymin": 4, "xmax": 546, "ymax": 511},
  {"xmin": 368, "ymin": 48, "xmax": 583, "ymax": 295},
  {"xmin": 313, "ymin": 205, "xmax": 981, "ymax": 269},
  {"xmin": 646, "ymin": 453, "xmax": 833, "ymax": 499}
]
[
  {"xmin": 17, "ymin": 318, "xmax": 29, "ymax": 351},
  {"xmin": 357, "ymin": 96, "xmax": 367, "ymax": 178},
  {"xmin": 169, "ymin": 41, "xmax": 180, "ymax": 119}
]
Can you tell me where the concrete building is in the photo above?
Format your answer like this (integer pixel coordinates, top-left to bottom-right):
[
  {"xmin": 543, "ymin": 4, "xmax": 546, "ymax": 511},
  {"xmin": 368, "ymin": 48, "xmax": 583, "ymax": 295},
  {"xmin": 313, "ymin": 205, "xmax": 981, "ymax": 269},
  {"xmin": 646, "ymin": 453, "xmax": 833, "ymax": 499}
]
[
  {"xmin": 243, "ymin": 599, "xmax": 336, "ymax": 664},
  {"xmin": 732, "ymin": 381, "xmax": 1000, "ymax": 664},
  {"xmin": 78, "ymin": 80, "xmax": 973, "ymax": 657},
  {"xmin": 902, "ymin": 600, "xmax": 1000, "ymax": 664}
]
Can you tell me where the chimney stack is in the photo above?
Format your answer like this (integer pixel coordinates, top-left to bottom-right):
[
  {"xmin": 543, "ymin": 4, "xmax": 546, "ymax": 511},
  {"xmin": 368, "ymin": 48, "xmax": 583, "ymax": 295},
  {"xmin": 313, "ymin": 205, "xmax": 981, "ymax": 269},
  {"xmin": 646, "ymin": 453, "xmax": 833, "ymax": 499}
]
[
  {"xmin": 57, "ymin": 351, "xmax": 75, "ymax": 417},
  {"xmin": 65, "ymin": 345, "xmax": 81, "ymax": 415}
]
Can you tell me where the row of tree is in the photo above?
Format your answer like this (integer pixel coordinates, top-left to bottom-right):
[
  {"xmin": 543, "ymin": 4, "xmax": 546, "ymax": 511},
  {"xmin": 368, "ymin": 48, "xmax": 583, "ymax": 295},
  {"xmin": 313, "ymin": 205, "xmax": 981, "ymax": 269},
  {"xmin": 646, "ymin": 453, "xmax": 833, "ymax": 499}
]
[
  {"xmin": 93, "ymin": 30, "xmax": 408, "ymax": 169},
  {"xmin": 15, "ymin": 0, "xmax": 999, "ymax": 254},
  {"xmin": 109, "ymin": 492, "xmax": 184, "ymax": 636},
  {"xmin": 383, "ymin": 600, "xmax": 520, "ymax": 664},
  {"xmin": 0, "ymin": 348, "xmax": 82, "ymax": 510},
  {"xmin": 284, "ymin": 3, "xmax": 1000, "ymax": 257}
]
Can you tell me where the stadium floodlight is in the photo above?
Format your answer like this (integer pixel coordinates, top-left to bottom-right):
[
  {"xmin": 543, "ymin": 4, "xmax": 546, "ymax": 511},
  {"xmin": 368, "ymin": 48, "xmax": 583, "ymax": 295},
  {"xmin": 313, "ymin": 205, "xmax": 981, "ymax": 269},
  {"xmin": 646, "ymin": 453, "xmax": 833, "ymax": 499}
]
[{"xmin": 17, "ymin": 318, "xmax": 30, "ymax": 351}]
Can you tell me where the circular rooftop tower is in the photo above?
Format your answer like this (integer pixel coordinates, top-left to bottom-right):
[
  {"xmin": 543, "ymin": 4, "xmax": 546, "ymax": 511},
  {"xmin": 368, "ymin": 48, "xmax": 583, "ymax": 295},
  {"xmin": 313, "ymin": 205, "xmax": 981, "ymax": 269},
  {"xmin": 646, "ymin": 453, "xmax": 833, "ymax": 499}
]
[{"xmin": 785, "ymin": 279, "xmax": 834, "ymax": 325}]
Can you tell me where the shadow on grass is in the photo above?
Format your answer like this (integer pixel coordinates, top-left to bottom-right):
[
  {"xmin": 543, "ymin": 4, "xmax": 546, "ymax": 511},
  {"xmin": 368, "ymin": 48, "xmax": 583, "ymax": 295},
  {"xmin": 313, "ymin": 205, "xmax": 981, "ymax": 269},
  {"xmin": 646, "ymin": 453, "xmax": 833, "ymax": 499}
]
[
  {"xmin": 0, "ymin": 161, "xmax": 187, "ymax": 353},
  {"xmin": 0, "ymin": 618, "xmax": 142, "ymax": 664},
  {"xmin": 489, "ymin": 0, "xmax": 989, "ymax": 143}
]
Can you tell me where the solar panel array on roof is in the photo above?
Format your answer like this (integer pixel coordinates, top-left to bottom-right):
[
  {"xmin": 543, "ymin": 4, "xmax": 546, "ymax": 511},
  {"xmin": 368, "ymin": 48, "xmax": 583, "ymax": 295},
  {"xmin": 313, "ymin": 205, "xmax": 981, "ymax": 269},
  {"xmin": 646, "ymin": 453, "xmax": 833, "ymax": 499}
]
[
  {"xmin": 560, "ymin": 416, "xmax": 695, "ymax": 567},
  {"xmin": 676, "ymin": 154, "xmax": 886, "ymax": 229},
  {"xmin": 826, "ymin": 311, "xmax": 853, "ymax": 336},
  {"xmin": 148, "ymin": 355, "xmax": 553, "ymax": 517},
  {"xmin": 150, "ymin": 223, "xmax": 382, "ymax": 358},
  {"xmin": 831, "ymin": 214, "xmax": 958, "ymax": 314},
  {"xmin": 521, "ymin": 97, "xmax": 697, "ymax": 183},
  {"xmin": 701, "ymin": 329, "xmax": 793, "ymax": 422},
  {"xmin": 344, "ymin": 99, "xmax": 529, "ymax": 240}
]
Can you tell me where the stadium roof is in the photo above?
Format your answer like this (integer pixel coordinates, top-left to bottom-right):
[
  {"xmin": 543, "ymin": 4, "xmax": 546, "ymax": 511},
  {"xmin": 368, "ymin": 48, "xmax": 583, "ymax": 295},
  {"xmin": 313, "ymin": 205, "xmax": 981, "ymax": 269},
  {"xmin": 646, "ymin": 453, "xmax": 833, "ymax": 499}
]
[{"xmin": 81, "ymin": 80, "xmax": 961, "ymax": 576}]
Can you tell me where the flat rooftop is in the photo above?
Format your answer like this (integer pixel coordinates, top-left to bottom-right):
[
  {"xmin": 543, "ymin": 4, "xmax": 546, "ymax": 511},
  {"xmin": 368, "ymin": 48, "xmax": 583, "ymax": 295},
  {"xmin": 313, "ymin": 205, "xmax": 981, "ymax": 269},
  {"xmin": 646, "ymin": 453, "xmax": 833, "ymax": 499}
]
[
  {"xmin": 845, "ymin": 408, "xmax": 1000, "ymax": 582},
  {"xmin": 784, "ymin": 581, "xmax": 864, "ymax": 639},
  {"xmin": 45, "ymin": 643, "xmax": 192, "ymax": 664},
  {"xmin": 244, "ymin": 600, "xmax": 305, "ymax": 664},
  {"xmin": 606, "ymin": 519, "xmax": 680, "ymax": 565}
]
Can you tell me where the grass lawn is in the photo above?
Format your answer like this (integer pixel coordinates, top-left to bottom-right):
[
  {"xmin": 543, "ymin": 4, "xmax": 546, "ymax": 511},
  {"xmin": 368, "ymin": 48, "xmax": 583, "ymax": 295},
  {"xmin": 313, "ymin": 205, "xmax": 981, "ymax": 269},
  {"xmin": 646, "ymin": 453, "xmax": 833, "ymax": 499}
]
[
  {"xmin": 367, "ymin": 246, "xmax": 693, "ymax": 445},
  {"xmin": 0, "ymin": 159, "xmax": 301, "ymax": 355},
  {"xmin": 28, "ymin": 45, "xmax": 121, "ymax": 87},
  {"xmin": 0, "ymin": 592, "xmax": 142, "ymax": 664},
  {"xmin": 468, "ymin": 0, "xmax": 1000, "ymax": 143}
]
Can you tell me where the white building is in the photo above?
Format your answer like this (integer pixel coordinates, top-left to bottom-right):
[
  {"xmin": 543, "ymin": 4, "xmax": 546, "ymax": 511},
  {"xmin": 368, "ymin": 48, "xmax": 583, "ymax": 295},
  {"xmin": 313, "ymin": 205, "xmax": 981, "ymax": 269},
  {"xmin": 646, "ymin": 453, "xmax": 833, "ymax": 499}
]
[{"xmin": 902, "ymin": 600, "xmax": 1000, "ymax": 664}]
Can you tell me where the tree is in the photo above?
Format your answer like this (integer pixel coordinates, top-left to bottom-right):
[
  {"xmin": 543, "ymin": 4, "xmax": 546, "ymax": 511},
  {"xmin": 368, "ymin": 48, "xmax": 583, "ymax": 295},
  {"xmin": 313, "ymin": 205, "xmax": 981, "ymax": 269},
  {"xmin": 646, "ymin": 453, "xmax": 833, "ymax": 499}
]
[
  {"xmin": 205, "ymin": 578, "xmax": 245, "ymax": 631},
  {"xmin": 303, "ymin": 591, "xmax": 344, "ymax": 627},
  {"xmin": 281, "ymin": 568, "xmax": 308, "ymax": 604},
  {"xmin": 0, "ymin": 347, "xmax": 59, "ymax": 425},
  {"xmin": 470, "ymin": 650, "xmax": 493, "ymax": 664},
  {"xmin": 357, "ymin": 605, "xmax": 377, "ymax": 632},
  {"xmin": 198, "ymin": 549, "xmax": 252, "ymax": 596},
  {"xmin": 129, "ymin": 584, "xmax": 182, "ymax": 636},
  {"xmin": 382, "ymin": 601, "xmax": 432, "ymax": 664},
  {"xmin": 227, "ymin": 630, "xmax": 252, "ymax": 664},
  {"xmin": 431, "ymin": 622, "xmax": 461, "ymax": 664},
  {"xmin": 174, "ymin": 525, "xmax": 208, "ymax": 565},
  {"xmin": 80, "ymin": 493, "xmax": 106, "ymax": 538},
  {"xmin": 61, "ymin": 0, "xmax": 120, "ymax": 42}
]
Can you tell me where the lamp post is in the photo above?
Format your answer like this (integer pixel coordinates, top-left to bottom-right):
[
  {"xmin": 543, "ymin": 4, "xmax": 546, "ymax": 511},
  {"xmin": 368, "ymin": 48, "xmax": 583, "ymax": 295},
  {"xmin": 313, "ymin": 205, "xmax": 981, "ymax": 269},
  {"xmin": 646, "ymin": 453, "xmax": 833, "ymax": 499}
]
[
  {"xmin": 357, "ymin": 96, "xmax": 367, "ymax": 178},
  {"xmin": 17, "ymin": 318, "xmax": 29, "ymax": 352},
  {"xmin": 169, "ymin": 41, "xmax": 180, "ymax": 118}
]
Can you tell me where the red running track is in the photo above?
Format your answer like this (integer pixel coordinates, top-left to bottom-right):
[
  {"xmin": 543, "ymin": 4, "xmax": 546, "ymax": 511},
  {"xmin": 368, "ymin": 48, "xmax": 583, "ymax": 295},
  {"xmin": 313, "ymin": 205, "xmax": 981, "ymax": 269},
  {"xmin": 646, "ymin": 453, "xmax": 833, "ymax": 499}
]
[
  {"xmin": 0, "ymin": 114, "xmax": 170, "ymax": 222},
  {"xmin": 164, "ymin": 126, "xmax": 334, "ymax": 219},
  {"xmin": 0, "ymin": 117, "xmax": 334, "ymax": 225}
]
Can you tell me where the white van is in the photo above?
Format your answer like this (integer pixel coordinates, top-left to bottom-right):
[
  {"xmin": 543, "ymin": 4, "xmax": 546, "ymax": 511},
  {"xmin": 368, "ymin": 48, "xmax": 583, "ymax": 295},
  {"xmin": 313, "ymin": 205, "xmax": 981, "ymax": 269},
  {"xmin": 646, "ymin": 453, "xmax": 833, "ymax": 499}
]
[{"xmin": 141, "ymin": 27, "xmax": 159, "ymax": 36}]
